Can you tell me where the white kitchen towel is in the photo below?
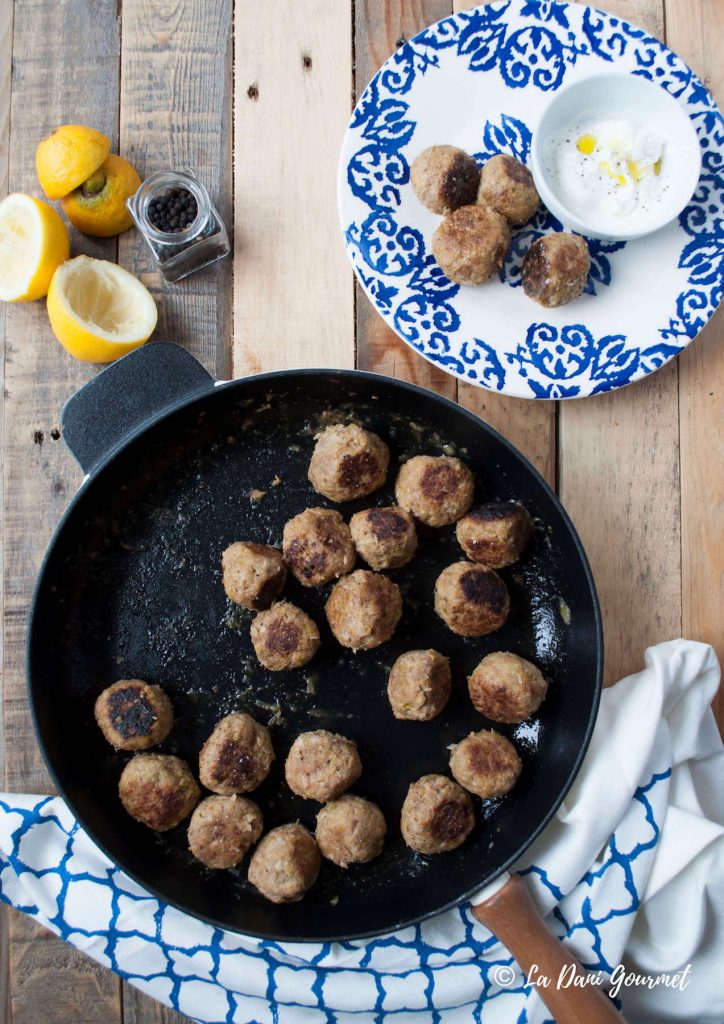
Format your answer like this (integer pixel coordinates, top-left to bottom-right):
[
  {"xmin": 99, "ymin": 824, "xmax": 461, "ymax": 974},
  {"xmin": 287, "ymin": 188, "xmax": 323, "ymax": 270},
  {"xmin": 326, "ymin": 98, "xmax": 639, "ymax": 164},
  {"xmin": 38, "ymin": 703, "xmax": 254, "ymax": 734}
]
[{"xmin": 0, "ymin": 639, "xmax": 722, "ymax": 1023}]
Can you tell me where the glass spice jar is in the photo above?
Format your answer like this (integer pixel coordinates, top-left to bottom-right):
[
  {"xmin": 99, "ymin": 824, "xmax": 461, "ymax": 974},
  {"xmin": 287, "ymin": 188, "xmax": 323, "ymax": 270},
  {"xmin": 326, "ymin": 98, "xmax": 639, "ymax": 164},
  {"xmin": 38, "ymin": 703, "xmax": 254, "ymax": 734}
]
[{"xmin": 126, "ymin": 169, "xmax": 230, "ymax": 282}]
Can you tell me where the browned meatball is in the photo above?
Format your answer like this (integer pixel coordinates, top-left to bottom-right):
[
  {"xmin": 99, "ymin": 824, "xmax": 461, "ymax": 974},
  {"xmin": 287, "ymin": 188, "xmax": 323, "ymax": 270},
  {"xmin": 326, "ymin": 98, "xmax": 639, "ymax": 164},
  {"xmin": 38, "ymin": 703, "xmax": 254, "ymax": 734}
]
[
  {"xmin": 456, "ymin": 503, "xmax": 533, "ymax": 568},
  {"xmin": 308, "ymin": 424, "xmax": 389, "ymax": 502},
  {"xmin": 188, "ymin": 795, "xmax": 263, "ymax": 869},
  {"xmin": 395, "ymin": 455, "xmax": 474, "ymax": 527},
  {"xmin": 221, "ymin": 541, "xmax": 286, "ymax": 610},
  {"xmin": 199, "ymin": 713, "xmax": 274, "ymax": 795},
  {"xmin": 434, "ymin": 561, "xmax": 510, "ymax": 637},
  {"xmin": 478, "ymin": 154, "xmax": 539, "ymax": 225},
  {"xmin": 400, "ymin": 774, "xmax": 475, "ymax": 854},
  {"xmin": 316, "ymin": 795, "xmax": 386, "ymax": 868},
  {"xmin": 410, "ymin": 145, "xmax": 480, "ymax": 215},
  {"xmin": 450, "ymin": 729, "xmax": 522, "ymax": 798},
  {"xmin": 325, "ymin": 569, "xmax": 402, "ymax": 650},
  {"xmin": 250, "ymin": 601, "xmax": 320, "ymax": 671},
  {"xmin": 387, "ymin": 649, "xmax": 451, "ymax": 721},
  {"xmin": 285, "ymin": 729, "xmax": 362, "ymax": 802},
  {"xmin": 247, "ymin": 823, "xmax": 321, "ymax": 903},
  {"xmin": 95, "ymin": 680, "xmax": 173, "ymax": 751},
  {"xmin": 349, "ymin": 506, "xmax": 417, "ymax": 570},
  {"xmin": 119, "ymin": 753, "xmax": 200, "ymax": 831},
  {"xmin": 468, "ymin": 651, "xmax": 548, "ymax": 723},
  {"xmin": 522, "ymin": 233, "xmax": 590, "ymax": 307},
  {"xmin": 282, "ymin": 508, "xmax": 356, "ymax": 587},
  {"xmin": 432, "ymin": 205, "xmax": 510, "ymax": 286}
]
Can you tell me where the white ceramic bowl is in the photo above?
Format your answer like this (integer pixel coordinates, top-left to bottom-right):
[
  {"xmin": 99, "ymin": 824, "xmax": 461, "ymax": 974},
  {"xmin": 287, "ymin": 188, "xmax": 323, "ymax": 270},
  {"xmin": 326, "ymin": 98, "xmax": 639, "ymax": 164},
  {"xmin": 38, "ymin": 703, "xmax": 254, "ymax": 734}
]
[{"xmin": 530, "ymin": 71, "xmax": 702, "ymax": 241}]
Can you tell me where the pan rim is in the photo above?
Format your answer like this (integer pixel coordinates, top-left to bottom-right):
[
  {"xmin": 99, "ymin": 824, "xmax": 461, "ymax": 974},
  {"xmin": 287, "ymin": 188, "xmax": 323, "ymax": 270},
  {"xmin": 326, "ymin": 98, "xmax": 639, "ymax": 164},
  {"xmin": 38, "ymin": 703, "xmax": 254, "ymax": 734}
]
[{"xmin": 26, "ymin": 365, "xmax": 604, "ymax": 943}]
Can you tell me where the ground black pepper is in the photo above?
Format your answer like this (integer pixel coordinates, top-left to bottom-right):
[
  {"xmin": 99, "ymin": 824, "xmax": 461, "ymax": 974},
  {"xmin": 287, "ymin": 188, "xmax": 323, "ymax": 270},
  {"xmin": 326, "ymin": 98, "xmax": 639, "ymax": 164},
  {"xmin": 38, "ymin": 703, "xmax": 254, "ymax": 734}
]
[{"xmin": 147, "ymin": 188, "xmax": 198, "ymax": 233}]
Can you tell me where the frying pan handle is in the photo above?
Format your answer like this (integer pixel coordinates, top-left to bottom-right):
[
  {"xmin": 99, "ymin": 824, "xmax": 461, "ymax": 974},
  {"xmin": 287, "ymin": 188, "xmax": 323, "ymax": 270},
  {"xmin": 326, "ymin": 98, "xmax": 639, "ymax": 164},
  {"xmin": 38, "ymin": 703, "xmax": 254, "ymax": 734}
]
[
  {"xmin": 472, "ymin": 876, "xmax": 627, "ymax": 1024},
  {"xmin": 60, "ymin": 342, "xmax": 215, "ymax": 476}
]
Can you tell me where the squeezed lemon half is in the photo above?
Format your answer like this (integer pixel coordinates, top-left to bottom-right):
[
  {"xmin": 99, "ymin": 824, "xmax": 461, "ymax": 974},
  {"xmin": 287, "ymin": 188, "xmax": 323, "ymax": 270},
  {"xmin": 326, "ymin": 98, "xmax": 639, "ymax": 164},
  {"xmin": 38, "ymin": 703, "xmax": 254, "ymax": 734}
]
[
  {"xmin": 47, "ymin": 255, "xmax": 158, "ymax": 362},
  {"xmin": 0, "ymin": 193, "xmax": 70, "ymax": 302}
]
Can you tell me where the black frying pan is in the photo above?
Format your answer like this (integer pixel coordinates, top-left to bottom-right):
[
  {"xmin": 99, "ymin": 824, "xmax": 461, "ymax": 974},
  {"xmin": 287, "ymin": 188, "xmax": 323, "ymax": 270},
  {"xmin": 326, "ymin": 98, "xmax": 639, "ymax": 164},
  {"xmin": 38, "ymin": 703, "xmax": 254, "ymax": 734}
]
[{"xmin": 27, "ymin": 342, "xmax": 602, "ymax": 944}]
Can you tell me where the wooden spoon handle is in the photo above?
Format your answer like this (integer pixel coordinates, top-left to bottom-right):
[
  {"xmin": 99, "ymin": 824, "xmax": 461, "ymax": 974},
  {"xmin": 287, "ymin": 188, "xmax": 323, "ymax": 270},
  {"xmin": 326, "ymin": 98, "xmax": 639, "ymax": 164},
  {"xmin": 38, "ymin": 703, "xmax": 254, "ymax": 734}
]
[{"xmin": 471, "ymin": 875, "xmax": 626, "ymax": 1024}]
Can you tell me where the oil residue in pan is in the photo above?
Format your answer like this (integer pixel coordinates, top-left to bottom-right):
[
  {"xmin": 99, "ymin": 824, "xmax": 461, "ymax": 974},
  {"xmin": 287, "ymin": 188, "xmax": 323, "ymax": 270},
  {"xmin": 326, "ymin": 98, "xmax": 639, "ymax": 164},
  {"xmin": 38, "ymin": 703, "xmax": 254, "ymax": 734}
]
[{"xmin": 35, "ymin": 376, "xmax": 598, "ymax": 940}]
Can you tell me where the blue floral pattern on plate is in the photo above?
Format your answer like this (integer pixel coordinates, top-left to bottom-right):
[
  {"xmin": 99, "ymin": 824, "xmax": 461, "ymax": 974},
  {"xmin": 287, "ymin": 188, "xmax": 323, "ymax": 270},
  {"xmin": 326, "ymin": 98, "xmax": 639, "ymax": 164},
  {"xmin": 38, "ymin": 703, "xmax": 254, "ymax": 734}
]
[{"xmin": 337, "ymin": 0, "xmax": 724, "ymax": 399}]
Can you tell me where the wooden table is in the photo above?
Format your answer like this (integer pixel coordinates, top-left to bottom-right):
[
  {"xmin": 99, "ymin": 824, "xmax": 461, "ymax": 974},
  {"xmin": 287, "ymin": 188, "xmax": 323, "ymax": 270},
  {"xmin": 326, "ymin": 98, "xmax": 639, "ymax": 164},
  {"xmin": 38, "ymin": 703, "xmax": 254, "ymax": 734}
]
[{"xmin": 1, "ymin": 0, "xmax": 721, "ymax": 1020}]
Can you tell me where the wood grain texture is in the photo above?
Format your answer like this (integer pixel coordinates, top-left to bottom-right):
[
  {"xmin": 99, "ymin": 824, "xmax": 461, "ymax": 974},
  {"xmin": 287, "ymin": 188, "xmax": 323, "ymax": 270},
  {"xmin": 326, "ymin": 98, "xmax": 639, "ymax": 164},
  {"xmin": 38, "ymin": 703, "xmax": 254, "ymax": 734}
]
[
  {"xmin": 666, "ymin": 0, "xmax": 724, "ymax": 727},
  {"xmin": 118, "ymin": 0, "xmax": 234, "ymax": 380},
  {"xmin": 122, "ymin": 983, "xmax": 188, "ymax": 1024},
  {"xmin": 233, "ymin": 0, "xmax": 354, "ymax": 376}
]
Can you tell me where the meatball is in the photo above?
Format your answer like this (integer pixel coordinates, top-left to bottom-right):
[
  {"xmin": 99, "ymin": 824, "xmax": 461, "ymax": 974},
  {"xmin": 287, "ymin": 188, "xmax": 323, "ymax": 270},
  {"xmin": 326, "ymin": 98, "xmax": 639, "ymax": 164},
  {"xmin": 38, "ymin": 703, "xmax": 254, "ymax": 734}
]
[
  {"xmin": 95, "ymin": 679, "xmax": 173, "ymax": 751},
  {"xmin": 308, "ymin": 423, "xmax": 389, "ymax": 502},
  {"xmin": 316, "ymin": 795, "xmax": 386, "ymax": 868},
  {"xmin": 450, "ymin": 729, "xmax": 522, "ymax": 799},
  {"xmin": 285, "ymin": 729, "xmax": 362, "ymax": 802},
  {"xmin": 325, "ymin": 569, "xmax": 402, "ymax": 650},
  {"xmin": 468, "ymin": 651, "xmax": 548, "ymax": 723},
  {"xmin": 387, "ymin": 649, "xmax": 451, "ymax": 721},
  {"xmin": 456, "ymin": 502, "xmax": 533, "ymax": 568},
  {"xmin": 434, "ymin": 561, "xmax": 510, "ymax": 637},
  {"xmin": 477, "ymin": 154, "xmax": 539, "ymax": 226},
  {"xmin": 119, "ymin": 753, "xmax": 200, "ymax": 831},
  {"xmin": 221, "ymin": 541, "xmax": 286, "ymax": 610},
  {"xmin": 395, "ymin": 455, "xmax": 474, "ymax": 527},
  {"xmin": 410, "ymin": 145, "xmax": 480, "ymax": 215},
  {"xmin": 522, "ymin": 233, "xmax": 590, "ymax": 307},
  {"xmin": 400, "ymin": 774, "xmax": 475, "ymax": 854},
  {"xmin": 199, "ymin": 713, "xmax": 274, "ymax": 794},
  {"xmin": 248, "ymin": 823, "xmax": 321, "ymax": 903},
  {"xmin": 432, "ymin": 205, "xmax": 510, "ymax": 286},
  {"xmin": 250, "ymin": 601, "xmax": 320, "ymax": 671},
  {"xmin": 349, "ymin": 506, "xmax": 417, "ymax": 570},
  {"xmin": 282, "ymin": 508, "xmax": 356, "ymax": 587},
  {"xmin": 188, "ymin": 795, "xmax": 263, "ymax": 869}
]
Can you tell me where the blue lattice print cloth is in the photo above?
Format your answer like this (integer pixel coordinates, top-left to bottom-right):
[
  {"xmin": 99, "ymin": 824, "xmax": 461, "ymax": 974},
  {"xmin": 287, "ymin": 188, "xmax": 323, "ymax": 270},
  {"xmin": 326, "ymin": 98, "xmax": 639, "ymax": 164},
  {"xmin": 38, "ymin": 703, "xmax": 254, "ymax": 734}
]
[{"xmin": 1, "ymin": 641, "xmax": 723, "ymax": 1023}]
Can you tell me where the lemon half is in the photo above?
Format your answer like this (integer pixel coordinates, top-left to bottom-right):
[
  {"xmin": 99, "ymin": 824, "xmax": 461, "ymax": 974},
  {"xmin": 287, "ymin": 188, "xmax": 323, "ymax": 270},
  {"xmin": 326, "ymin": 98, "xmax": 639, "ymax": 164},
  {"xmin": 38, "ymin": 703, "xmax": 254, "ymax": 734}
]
[
  {"xmin": 0, "ymin": 193, "xmax": 70, "ymax": 302},
  {"xmin": 47, "ymin": 255, "xmax": 158, "ymax": 363}
]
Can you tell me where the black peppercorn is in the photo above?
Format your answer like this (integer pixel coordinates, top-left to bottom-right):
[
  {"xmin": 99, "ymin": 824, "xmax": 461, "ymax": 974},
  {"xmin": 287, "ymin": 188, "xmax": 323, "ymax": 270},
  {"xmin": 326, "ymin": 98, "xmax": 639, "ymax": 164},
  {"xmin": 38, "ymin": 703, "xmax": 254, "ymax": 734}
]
[{"xmin": 147, "ymin": 187, "xmax": 198, "ymax": 233}]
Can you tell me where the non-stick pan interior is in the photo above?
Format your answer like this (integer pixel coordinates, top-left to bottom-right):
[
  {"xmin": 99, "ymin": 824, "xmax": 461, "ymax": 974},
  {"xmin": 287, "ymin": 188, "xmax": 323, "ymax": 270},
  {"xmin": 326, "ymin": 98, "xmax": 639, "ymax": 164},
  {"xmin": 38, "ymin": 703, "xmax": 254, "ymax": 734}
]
[{"xmin": 29, "ymin": 372, "xmax": 601, "ymax": 941}]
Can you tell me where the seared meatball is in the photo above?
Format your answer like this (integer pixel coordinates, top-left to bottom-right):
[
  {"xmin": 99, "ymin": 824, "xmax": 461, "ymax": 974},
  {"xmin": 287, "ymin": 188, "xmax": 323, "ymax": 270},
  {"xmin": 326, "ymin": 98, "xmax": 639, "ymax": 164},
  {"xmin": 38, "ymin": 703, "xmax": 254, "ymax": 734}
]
[
  {"xmin": 434, "ymin": 561, "xmax": 509, "ymax": 637},
  {"xmin": 432, "ymin": 205, "xmax": 510, "ymax": 286},
  {"xmin": 410, "ymin": 145, "xmax": 480, "ymax": 215},
  {"xmin": 456, "ymin": 503, "xmax": 533, "ymax": 568},
  {"xmin": 308, "ymin": 423, "xmax": 389, "ymax": 502},
  {"xmin": 325, "ymin": 569, "xmax": 402, "ymax": 650},
  {"xmin": 316, "ymin": 795, "xmax": 386, "ymax": 867},
  {"xmin": 247, "ymin": 823, "xmax": 321, "ymax": 903},
  {"xmin": 522, "ymin": 233, "xmax": 590, "ymax": 307},
  {"xmin": 95, "ymin": 679, "xmax": 173, "ymax": 751},
  {"xmin": 395, "ymin": 455, "xmax": 474, "ymax": 527},
  {"xmin": 188, "ymin": 795, "xmax": 263, "ymax": 869},
  {"xmin": 250, "ymin": 601, "xmax": 320, "ymax": 671},
  {"xmin": 450, "ymin": 729, "xmax": 522, "ymax": 798},
  {"xmin": 119, "ymin": 753, "xmax": 199, "ymax": 831},
  {"xmin": 282, "ymin": 508, "xmax": 356, "ymax": 587},
  {"xmin": 478, "ymin": 154, "xmax": 539, "ymax": 225},
  {"xmin": 199, "ymin": 713, "xmax": 274, "ymax": 794},
  {"xmin": 285, "ymin": 729, "xmax": 362, "ymax": 802},
  {"xmin": 468, "ymin": 651, "xmax": 548, "ymax": 723},
  {"xmin": 349, "ymin": 506, "xmax": 417, "ymax": 570},
  {"xmin": 221, "ymin": 541, "xmax": 286, "ymax": 610},
  {"xmin": 400, "ymin": 774, "xmax": 475, "ymax": 854},
  {"xmin": 387, "ymin": 649, "xmax": 451, "ymax": 721}
]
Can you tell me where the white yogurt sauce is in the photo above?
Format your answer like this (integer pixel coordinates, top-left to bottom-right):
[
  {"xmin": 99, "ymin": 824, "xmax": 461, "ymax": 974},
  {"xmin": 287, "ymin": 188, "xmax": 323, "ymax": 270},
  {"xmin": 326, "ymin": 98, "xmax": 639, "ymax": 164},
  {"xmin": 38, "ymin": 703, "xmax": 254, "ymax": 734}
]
[{"xmin": 549, "ymin": 117, "xmax": 674, "ymax": 230}]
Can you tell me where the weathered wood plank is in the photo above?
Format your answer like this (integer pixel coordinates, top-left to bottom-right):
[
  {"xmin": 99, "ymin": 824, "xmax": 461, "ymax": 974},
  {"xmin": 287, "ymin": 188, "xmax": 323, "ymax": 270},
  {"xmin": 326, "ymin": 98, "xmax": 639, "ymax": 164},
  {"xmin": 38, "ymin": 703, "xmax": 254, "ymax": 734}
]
[
  {"xmin": 4, "ymin": 1, "xmax": 123, "ymax": 1020},
  {"xmin": 118, "ymin": 0, "xmax": 233, "ymax": 380},
  {"xmin": 122, "ymin": 984, "xmax": 189, "ymax": 1024},
  {"xmin": 233, "ymin": 0, "xmax": 355, "ymax": 376},
  {"xmin": 666, "ymin": 0, "xmax": 724, "ymax": 728}
]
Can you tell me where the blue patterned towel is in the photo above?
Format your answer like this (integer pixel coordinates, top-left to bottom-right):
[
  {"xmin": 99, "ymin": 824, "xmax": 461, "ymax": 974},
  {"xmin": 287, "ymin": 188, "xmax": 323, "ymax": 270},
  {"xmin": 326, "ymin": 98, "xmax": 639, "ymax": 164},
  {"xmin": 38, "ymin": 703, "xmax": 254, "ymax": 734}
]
[{"xmin": 1, "ymin": 640, "xmax": 723, "ymax": 1023}]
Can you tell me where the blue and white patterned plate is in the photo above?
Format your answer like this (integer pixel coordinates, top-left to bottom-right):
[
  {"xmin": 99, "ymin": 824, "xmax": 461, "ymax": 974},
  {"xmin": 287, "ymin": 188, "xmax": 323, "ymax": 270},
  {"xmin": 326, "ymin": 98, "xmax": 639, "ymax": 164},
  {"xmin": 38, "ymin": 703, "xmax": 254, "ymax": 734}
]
[{"xmin": 337, "ymin": 0, "xmax": 723, "ymax": 399}]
